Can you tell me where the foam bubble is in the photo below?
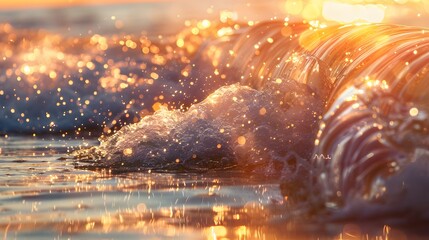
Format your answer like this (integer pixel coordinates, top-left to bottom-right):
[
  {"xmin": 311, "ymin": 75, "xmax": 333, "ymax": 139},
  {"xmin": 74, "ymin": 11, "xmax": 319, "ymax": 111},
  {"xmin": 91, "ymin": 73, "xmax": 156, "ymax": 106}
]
[{"xmin": 75, "ymin": 79, "xmax": 323, "ymax": 176}]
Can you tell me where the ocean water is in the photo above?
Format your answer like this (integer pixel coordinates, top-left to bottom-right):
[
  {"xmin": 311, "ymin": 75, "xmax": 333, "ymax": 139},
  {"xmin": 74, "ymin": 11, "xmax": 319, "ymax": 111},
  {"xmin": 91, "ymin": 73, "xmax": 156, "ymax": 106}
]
[
  {"xmin": 0, "ymin": 137, "xmax": 285, "ymax": 239},
  {"xmin": 0, "ymin": 137, "xmax": 413, "ymax": 239},
  {"xmin": 1, "ymin": 1, "xmax": 429, "ymax": 239}
]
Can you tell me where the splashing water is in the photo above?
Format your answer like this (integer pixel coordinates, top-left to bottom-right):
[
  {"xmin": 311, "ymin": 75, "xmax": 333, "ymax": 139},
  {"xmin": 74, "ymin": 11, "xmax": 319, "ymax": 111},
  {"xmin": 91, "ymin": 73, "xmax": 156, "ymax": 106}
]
[
  {"xmin": 74, "ymin": 80, "xmax": 323, "ymax": 177},
  {"xmin": 0, "ymin": 21, "xmax": 238, "ymax": 135},
  {"xmin": 3, "ymin": 18, "xmax": 429, "ymax": 224}
]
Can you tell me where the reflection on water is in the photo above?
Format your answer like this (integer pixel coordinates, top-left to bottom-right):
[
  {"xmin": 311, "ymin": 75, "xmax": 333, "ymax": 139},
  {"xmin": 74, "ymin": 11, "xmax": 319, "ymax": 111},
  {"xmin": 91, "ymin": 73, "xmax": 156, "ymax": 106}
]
[
  {"xmin": 0, "ymin": 137, "xmax": 416, "ymax": 239},
  {"xmin": 0, "ymin": 137, "xmax": 286, "ymax": 239}
]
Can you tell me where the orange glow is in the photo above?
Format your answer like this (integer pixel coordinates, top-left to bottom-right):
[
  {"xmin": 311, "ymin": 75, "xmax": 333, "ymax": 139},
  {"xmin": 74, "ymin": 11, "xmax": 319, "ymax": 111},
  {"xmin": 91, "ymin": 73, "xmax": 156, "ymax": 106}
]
[
  {"xmin": 0, "ymin": 0, "xmax": 173, "ymax": 10},
  {"xmin": 322, "ymin": 1, "xmax": 386, "ymax": 23}
]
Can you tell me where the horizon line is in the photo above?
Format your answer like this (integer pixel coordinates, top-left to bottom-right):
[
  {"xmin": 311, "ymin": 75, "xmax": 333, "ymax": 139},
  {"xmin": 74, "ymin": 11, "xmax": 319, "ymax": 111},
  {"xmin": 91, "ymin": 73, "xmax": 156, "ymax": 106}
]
[{"xmin": 0, "ymin": 0, "xmax": 178, "ymax": 11}]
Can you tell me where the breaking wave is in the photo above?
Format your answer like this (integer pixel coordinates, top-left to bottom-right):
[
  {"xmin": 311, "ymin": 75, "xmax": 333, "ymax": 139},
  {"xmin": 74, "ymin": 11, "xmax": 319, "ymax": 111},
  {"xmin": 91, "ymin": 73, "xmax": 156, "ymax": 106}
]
[{"xmin": 2, "ymin": 21, "xmax": 429, "ymax": 219}]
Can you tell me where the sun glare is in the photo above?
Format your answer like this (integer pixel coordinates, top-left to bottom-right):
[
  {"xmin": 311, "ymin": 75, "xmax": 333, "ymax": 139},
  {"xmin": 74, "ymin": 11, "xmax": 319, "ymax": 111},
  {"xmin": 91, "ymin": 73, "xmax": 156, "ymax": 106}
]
[
  {"xmin": 282, "ymin": 0, "xmax": 423, "ymax": 24},
  {"xmin": 322, "ymin": 1, "xmax": 386, "ymax": 23}
]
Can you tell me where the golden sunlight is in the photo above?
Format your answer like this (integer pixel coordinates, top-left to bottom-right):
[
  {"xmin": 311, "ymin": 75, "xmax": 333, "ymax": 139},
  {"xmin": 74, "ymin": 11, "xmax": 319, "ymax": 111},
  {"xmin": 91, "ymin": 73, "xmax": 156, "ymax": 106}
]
[
  {"xmin": 322, "ymin": 1, "xmax": 385, "ymax": 23},
  {"xmin": 0, "ymin": 0, "xmax": 168, "ymax": 9},
  {"xmin": 283, "ymin": 0, "xmax": 428, "ymax": 25}
]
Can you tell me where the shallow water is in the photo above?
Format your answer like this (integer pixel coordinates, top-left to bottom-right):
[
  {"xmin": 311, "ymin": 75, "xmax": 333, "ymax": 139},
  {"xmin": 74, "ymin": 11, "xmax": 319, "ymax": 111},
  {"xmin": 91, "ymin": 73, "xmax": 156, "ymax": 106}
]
[
  {"xmin": 1, "ymin": 137, "xmax": 286, "ymax": 239},
  {"xmin": 0, "ymin": 137, "xmax": 419, "ymax": 239}
]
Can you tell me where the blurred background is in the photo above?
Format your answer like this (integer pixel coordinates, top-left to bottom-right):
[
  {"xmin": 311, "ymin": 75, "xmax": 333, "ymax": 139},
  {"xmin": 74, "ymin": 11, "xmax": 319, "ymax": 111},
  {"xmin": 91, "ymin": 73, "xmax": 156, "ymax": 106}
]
[{"xmin": 0, "ymin": 0, "xmax": 428, "ymax": 36}]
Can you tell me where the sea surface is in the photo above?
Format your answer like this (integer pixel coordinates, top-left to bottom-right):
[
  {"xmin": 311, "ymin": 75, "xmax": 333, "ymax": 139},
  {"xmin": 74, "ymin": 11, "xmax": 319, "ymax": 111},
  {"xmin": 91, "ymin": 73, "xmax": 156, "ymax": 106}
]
[
  {"xmin": 0, "ymin": 137, "xmax": 287, "ymax": 239},
  {"xmin": 0, "ymin": 136, "xmax": 410, "ymax": 239},
  {"xmin": 1, "ymin": 1, "xmax": 429, "ymax": 239}
]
